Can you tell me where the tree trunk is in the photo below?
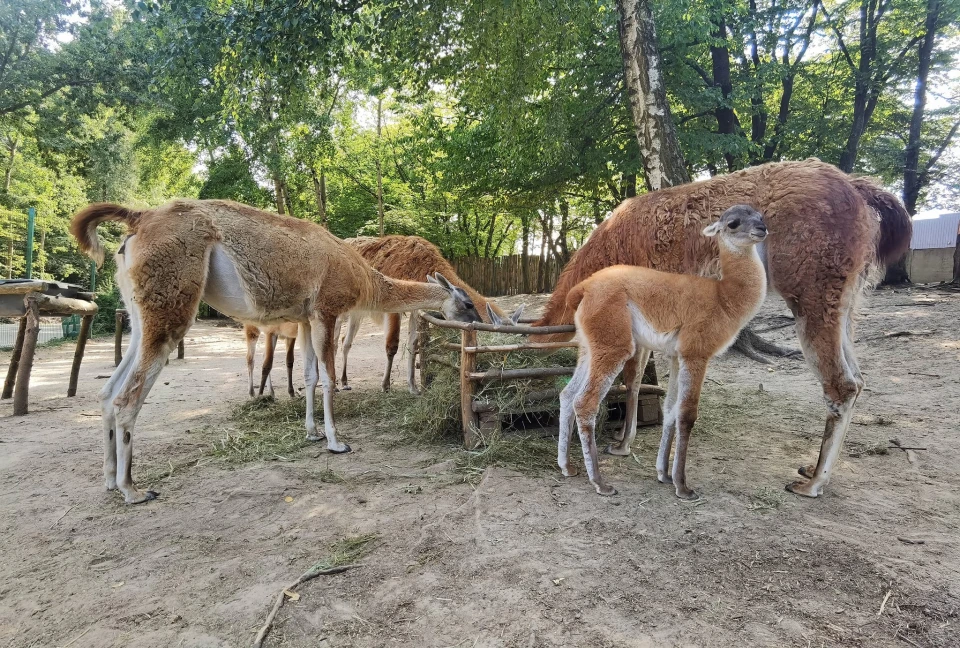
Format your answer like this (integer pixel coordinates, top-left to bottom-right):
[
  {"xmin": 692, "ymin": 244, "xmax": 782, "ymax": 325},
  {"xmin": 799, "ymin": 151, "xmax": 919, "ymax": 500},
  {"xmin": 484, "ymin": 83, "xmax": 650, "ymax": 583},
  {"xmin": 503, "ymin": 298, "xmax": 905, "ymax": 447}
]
[
  {"xmin": 616, "ymin": 0, "xmax": 690, "ymax": 191},
  {"xmin": 273, "ymin": 177, "xmax": 285, "ymax": 215},
  {"xmin": 376, "ymin": 96, "xmax": 385, "ymax": 237},
  {"xmin": 521, "ymin": 215, "xmax": 530, "ymax": 293},
  {"xmin": 3, "ymin": 136, "xmax": 18, "ymax": 193},
  {"xmin": 311, "ymin": 167, "xmax": 328, "ymax": 227},
  {"xmin": 903, "ymin": 0, "xmax": 941, "ymax": 215},
  {"xmin": 838, "ymin": 0, "xmax": 876, "ymax": 173},
  {"xmin": 282, "ymin": 180, "xmax": 294, "ymax": 217},
  {"xmin": 710, "ymin": 17, "xmax": 739, "ymax": 171},
  {"xmin": 557, "ymin": 198, "xmax": 570, "ymax": 264}
]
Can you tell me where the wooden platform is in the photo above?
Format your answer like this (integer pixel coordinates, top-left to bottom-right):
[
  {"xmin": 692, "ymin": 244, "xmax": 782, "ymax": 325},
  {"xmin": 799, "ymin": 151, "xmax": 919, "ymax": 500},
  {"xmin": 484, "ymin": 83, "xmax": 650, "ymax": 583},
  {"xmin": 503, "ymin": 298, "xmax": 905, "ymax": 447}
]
[{"xmin": 1, "ymin": 279, "xmax": 98, "ymax": 415}]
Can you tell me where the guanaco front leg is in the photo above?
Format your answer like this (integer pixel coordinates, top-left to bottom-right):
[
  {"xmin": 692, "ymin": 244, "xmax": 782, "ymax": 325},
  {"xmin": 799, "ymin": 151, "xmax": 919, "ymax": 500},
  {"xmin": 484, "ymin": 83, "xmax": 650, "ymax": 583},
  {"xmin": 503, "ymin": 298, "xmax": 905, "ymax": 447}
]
[{"xmin": 670, "ymin": 357, "xmax": 707, "ymax": 500}]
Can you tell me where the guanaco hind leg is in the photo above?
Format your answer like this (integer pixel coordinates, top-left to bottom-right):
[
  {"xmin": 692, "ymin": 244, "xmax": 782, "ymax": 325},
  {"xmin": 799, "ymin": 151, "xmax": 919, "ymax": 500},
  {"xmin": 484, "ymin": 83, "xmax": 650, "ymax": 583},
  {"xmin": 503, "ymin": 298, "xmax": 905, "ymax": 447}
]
[
  {"xmin": 382, "ymin": 313, "xmax": 401, "ymax": 392},
  {"xmin": 788, "ymin": 302, "xmax": 862, "ymax": 497},
  {"xmin": 607, "ymin": 348, "xmax": 652, "ymax": 455},
  {"xmin": 284, "ymin": 335, "xmax": 296, "ymax": 397},
  {"xmin": 258, "ymin": 331, "xmax": 278, "ymax": 397},
  {"xmin": 245, "ymin": 325, "xmax": 260, "ymax": 397},
  {"xmin": 338, "ymin": 314, "xmax": 361, "ymax": 390},
  {"xmin": 656, "ymin": 356, "xmax": 681, "ymax": 485}
]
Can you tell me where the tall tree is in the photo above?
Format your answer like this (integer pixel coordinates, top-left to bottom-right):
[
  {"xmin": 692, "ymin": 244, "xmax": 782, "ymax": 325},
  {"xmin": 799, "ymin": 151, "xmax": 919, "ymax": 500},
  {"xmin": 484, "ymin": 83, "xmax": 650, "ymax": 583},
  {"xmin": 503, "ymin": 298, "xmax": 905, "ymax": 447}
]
[{"xmin": 617, "ymin": 0, "xmax": 690, "ymax": 189}]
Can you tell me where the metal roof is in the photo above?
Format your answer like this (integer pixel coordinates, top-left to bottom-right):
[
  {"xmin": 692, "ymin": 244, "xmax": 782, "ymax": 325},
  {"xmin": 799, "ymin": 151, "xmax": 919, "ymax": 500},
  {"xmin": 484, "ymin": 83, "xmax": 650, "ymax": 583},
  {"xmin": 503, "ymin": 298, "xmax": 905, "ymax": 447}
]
[{"xmin": 910, "ymin": 213, "xmax": 960, "ymax": 250}]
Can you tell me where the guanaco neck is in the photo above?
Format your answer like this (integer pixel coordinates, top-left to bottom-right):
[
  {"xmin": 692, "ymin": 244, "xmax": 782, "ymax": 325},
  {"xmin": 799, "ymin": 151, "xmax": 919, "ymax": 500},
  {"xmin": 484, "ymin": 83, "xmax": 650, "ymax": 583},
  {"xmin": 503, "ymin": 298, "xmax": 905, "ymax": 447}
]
[
  {"xmin": 365, "ymin": 270, "xmax": 450, "ymax": 313},
  {"xmin": 714, "ymin": 239, "xmax": 767, "ymax": 317}
]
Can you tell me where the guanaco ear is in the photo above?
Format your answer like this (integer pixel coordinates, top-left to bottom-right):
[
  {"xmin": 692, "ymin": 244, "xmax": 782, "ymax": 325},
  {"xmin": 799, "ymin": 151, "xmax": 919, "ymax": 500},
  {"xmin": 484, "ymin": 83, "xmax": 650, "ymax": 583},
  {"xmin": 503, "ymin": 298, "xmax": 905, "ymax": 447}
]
[
  {"xmin": 486, "ymin": 303, "xmax": 502, "ymax": 325},
  {"xmin": 508, "ymin": 304, "xmax": 525, "ymax": 324},
  {"xmin": 702, "ymin": 221, "xmax": 722, "ymax": 237},
  {"xmin": 432, "ymin": 272, "xmax": 455, "ymax": 291}
]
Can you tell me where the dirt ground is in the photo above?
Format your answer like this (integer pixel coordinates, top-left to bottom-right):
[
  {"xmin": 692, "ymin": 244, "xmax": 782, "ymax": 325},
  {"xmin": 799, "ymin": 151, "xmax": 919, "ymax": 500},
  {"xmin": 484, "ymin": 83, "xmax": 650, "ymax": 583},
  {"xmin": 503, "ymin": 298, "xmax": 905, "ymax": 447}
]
[{"xmin": 1, "ymin": 287, "xmax": 958, "ymax": 648}]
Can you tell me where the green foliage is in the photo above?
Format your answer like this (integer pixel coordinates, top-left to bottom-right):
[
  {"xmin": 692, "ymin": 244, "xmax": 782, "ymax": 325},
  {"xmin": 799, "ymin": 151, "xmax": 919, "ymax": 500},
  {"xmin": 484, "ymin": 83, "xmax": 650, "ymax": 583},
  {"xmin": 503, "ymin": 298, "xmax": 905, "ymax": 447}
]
[{"xmin": 0, "ymin": 0, "xmax": 957, "ymax": 289}]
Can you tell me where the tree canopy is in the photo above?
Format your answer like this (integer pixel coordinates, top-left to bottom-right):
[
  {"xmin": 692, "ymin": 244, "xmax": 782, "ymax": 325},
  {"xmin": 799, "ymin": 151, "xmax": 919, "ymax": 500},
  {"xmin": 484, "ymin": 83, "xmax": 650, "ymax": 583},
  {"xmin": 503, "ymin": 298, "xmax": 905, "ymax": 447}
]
[{"xmin": 2, "ymin": 0, "xmax": 958, "ymax": 288}]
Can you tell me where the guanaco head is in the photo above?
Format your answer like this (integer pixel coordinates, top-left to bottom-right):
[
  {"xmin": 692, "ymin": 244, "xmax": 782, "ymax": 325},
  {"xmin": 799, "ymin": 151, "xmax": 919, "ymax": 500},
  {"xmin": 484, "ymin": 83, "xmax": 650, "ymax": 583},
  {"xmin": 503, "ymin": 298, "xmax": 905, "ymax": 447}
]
[
  {"xmin": 486, "ymin": 303, "xmax": 525, "ymax": 327},
  {"xmin": 702, "ymin": 204, "xmax": 767, "ymax": 249},
  {"xmin": 427, "ymin": 272, "xmax": 483, "ymax": 322}
]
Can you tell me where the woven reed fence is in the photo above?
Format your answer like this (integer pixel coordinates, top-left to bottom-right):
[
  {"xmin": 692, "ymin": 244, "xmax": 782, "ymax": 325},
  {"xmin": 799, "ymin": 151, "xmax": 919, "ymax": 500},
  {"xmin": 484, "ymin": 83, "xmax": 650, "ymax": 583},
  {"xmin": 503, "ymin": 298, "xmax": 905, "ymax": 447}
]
[{"xmin": 451, "ymin": 255, "xmax": 564, "ymax": 296}]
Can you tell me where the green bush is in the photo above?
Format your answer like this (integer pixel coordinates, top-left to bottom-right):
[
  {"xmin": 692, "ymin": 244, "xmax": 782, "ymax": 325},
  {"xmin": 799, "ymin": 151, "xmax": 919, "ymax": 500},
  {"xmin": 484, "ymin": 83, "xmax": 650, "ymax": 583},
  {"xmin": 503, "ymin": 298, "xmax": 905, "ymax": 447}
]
[{"xmin": 92, "ymin": 278, "xmax": 123, "ymax": 335}]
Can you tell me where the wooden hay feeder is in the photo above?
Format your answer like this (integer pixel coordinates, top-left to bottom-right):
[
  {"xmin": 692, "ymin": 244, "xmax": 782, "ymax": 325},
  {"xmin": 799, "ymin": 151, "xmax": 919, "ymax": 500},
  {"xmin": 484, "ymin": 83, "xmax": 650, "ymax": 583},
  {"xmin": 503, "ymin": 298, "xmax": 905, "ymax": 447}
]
[{"xmin": 418, "ymin": 312, "xmax": 664, "ymax": 448}]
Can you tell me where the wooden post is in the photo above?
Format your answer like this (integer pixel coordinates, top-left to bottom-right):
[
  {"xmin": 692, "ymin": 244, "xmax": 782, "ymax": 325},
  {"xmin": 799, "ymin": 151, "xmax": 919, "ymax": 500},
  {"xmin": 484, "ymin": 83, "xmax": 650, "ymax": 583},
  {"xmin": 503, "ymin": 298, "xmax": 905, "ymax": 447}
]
[
  {"xmin": 67, "ymin": 314, "xmax": 93, "ymax": 397},
  {"xmin": 2, "ymin": 317, "xmax": 27, "ymax": 399},
  {"xmin": 460, "ymin": 328, "xmax": 478, "ymax": 449},
  {"xmin": 13, "ymin": 295, "xmax": 40, "ymax": 415},
  {"xmin": 177, "ymin": 339, "xmax": 184, "ymax": 359},
  {"xmin": 419, "ymin": 316, "xmax": 430, "ymax": 387},
  {"xmin": 114, "ymin": 309, "xmax": 126, "ymax": 366}
]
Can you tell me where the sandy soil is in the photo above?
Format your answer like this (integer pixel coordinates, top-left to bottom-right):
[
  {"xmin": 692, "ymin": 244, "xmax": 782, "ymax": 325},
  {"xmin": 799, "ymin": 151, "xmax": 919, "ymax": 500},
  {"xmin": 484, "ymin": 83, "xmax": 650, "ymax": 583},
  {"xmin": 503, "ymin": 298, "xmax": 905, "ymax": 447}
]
[{"xmin": 0, "ymin": 287, "xmax": 958, "ymax": 648}]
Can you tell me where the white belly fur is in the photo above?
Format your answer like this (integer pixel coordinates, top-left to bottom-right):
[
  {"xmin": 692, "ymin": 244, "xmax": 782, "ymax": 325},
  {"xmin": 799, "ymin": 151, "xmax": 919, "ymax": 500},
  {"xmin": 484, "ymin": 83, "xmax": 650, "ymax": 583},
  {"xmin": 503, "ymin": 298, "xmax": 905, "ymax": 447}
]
[
  {"xmin": 202, "ymin": 244, "xmax": 262, "ymax": 322},
  {"xmin": 628, "ymin": 303, "xmax": 679, "ymax": 356}
]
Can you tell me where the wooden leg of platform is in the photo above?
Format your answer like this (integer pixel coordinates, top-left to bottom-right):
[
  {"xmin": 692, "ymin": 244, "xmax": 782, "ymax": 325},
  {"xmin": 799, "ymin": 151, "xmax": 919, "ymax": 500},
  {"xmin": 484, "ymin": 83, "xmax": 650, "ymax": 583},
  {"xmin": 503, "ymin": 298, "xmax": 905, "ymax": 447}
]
[
  {"xmin": 2, "ymin": 317, "xmax": 27, "ymax": 399},
  {"xmin": 67, "ymin": 314, "xmax": 94, "ymax": 397},
  {"xmin": 13, "ymin": 296, "xmax": 41, "ymax": 415}
]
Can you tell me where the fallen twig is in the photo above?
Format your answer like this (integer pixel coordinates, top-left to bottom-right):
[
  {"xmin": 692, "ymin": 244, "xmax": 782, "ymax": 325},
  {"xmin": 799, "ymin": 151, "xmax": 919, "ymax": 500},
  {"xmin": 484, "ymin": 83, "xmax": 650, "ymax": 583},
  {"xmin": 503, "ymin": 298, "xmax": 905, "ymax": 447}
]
[
  {"xmin": 49, "ymin": 505, "xmax": 74, "ymax": 529},
  {"xmin": 907, "ymin": 371, "xmax": 941, "ymax": 378},
  {"xmin": 895, "ymin": 631, "xmax": 924, "ymax": 648},
  {"xmin": 861, "ymin": 329, "xmax": 937, "ymax": 342},
  {"xmin": 878, "ymin": 590, "xmax": 892, "ymax": 616},
  {"xmin": 896, "ymin": 537, "xmax": 925, "ymax": 545},
  {"xmin": 887, "ymin": 446, "xmax": 927, "ymax": 451},
  {"xmin": 253, "ymin": 564, "xmax": 358, "ymax": 648},
  {"xmin": 755, "ymin": 321, "xmax": 795, "ymax": 333}
]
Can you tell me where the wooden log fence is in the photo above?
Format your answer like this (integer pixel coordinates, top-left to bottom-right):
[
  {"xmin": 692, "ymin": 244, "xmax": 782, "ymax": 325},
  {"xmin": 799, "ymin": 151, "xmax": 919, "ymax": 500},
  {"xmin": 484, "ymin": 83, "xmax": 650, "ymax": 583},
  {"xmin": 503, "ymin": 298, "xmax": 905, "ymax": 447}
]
[
  {"xmin": 418, "ymin": 312, "xmax": 664, "ymax": 449},
  {"xmin": 451, "ymin": 255, "xmax": 564, "ymax": 296}
]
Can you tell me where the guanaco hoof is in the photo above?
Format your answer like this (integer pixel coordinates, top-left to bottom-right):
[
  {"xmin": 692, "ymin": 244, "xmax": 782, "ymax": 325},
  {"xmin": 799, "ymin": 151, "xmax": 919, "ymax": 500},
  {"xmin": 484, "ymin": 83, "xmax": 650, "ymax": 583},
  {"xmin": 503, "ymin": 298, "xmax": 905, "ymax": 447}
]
[
  {"xmin": 675, "ymin": 487, "xmax": 699, "ymax": 500},
  {"xmin": 329, "ymin": 444, "xmax": 352, "ymax": 454},
  {"xmin": 785, "ymin": 480, "xmax": 821, "ymax": 498},
  {"xmin": 657, "ymin": 474, "xmax": 673, "ymax": 484},
  {"xmin": 340, "ymin": 385, "xmax": 352, "ymax": 391},
  {"xmin": 593, "ymin": 483, "xmax": 617, "ymax": 496},
  {"xmin": 604, "ymin": 443, "xmax": 631, "ymax": 457},
  {"xmin": 560, "ymin": 465, "xmax": 578, "ymax": 478},
  {"xmin": 305, "ymin": 434, "xmax": 325, "ymax": 442},
  {"xmin": 127, "ymin": 490, "xmax": 159, "ymax": 504},
  {"xmin": 798, "ymin": 465, "xmax": 816, "ymax": 479}
]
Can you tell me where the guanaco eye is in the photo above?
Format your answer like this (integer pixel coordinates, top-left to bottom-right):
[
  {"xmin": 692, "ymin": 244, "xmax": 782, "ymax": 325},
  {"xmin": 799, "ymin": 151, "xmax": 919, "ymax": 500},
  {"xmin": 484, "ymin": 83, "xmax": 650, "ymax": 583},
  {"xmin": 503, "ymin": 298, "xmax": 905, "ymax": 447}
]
[
  {"xmin": 727, "ymin": 219, "xmax": 741, "ymax": 229},
  {"xmin": 464, "ymin": 300, "xmax": 475, "ymax": 309}
]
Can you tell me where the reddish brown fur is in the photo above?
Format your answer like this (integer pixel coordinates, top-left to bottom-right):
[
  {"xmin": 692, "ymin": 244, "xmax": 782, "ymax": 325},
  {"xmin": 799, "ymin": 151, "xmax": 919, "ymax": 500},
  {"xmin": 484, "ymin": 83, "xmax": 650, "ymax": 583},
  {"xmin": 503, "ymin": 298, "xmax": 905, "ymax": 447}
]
[
  {"xmin": 340, "ymin": 235, "xmax": 506, "ymax": 392},
  {"xmin": 347, "ymin": 235, "xmax": 503, "ymax": 319},
  {"xmin": 536, "ymin": 160, "xmax": 913, "ymax": 498},
  {"xmin": 535, "ymin": 160, "xmax": 907, "ymax": 337}
]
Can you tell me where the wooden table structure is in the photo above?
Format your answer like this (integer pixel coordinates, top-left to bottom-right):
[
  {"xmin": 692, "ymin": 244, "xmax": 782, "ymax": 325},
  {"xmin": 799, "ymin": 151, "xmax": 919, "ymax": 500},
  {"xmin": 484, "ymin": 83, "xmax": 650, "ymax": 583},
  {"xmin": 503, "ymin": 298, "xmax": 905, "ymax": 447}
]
[
  {"xmin": 418, "ymin": 313, "xmax": 664, "ymax": 449},
  {"xmin": 1, "ymin": 279, "xmax": 98, "ymax": 415}
]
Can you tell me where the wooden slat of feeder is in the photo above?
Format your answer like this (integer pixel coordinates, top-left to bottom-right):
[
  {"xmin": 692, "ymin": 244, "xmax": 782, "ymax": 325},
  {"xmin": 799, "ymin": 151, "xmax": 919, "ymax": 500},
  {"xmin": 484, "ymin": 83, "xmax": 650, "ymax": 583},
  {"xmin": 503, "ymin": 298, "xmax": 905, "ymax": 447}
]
[
  {"xmin": 471, "ymin": 383, "xmax": 665, "ymax": 412},
  {"xmin": 0, "ymin": 280, "xmax": 49, "ymax": 295},
  {"xmin": 467, "ymin": 366, "xmax": 575, "ymax": 381},
  {"xmin": 460, "ymin": 328, "xmax": 479, "ymax": 448},
  {"xmin": 464, "ymin": 341, "xmax": 578, "ymax": 353},
  {"xmin": 419, "ymin": 312, "xmax": 575, "ymax": 335}
]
